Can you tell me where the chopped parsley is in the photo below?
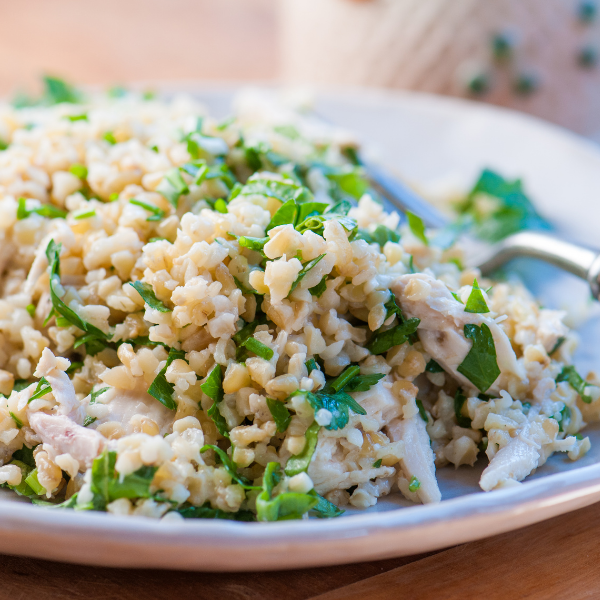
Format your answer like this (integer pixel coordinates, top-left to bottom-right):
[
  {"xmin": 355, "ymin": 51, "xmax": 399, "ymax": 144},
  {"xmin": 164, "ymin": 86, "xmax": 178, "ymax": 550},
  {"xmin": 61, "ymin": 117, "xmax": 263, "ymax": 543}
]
[
  {"xmin": 83, "ymin": 451, "xmax": 157, "ymax": 510},
  {"xmin": 147, "ymin": 348, "xmax": 186, "ymax": 410},
  {"xmin": 288, "ymin": 365, "xmax": 377, "ymax": 432},
  {"xmin": 408, "ymin": 476, "xmax": 421, "ymax": 493},
  {"xmin": 454, "ymin": 388, "xmax": 472, "ymax": 428},
  {"xmin": 69, "ymin": 163, "xmax": 88, "ymax": 179},
  {"xmin": 464, "ymin": 278, "xmax": 490, "ymax": 314},
  {"xmin": 256, "ymin": 462, "xmax": 318, "ymax": 522},
  {"xmin": 309, "ymin": 276, "xmax": 328, "ymax": 298},
  {"xmin": 239, "ymin": 337, "xmax": 273, "ymax": 361},
  {"xmin": 129, "ymin": 281, "xmax": 171, "ymax": 312},
  {"xmin": 285, "ymin": 422, "xmax": 320, "ymax": 476},
  {"xmin": 201, "ymin": 365, "xmax": 229, "ymax": 438},
  {"xmin": 406, "ymin": 211, "xmax": 428, "ymax": 245},
  {"xmin": 415, "ymin": 399, "xmax": 429, "ymax": 422},
  {"xmin": 9, "ymin": 412, "xmax": 23, "ymax": 429},
  {"xmin": 372, "ymin": 459, "xmax": 383, "ymax": 468},
  {"xmin": 288, "ymin": 254, "xmax": 325, "ymax": 296},
  {"xmin": 457, "ymin": 169, "xmax": 551, "ymax": 242},
  {"xmin": 556, "ymin": 366, "xmax": 596, "ymax": 404},
  {"xmin": 366, "ymin": 318, "xmax": 420, "ymax": 355},
  {"xmin": 103, "ymin": 131, "xmax": 117, "ymax": 145},
  {"xmin": 27, "ymin": 377, "xmax": 52, "ymax": 403},
  {"xmin": 45, "ymin": 240, "xmax": 111, "ymax": 352},
  {"xmin": 157, "ymin": 168, "xmax": 189, "ymax": 208},
  {"xmin": 129, "ymin": 199, "xmax": 165, "ymax": 222},
  {"xmin": 266, "ymin": 398, "xmax": 292, "ymax": 432},
  {"xmin": 550, "ymin": 337, "xmax": 566, "ymax": 356},
  {"xmin": 17, "ymin": 197, "xmax": 67, "ymax": 220},
  {"xmin": 200, "ymin": 445, "xmax": 259, "ymax": 490},
  {"xmin": 425, "ymin": 359, "xmax": 444, "ymax": 373},
  {"xmin": 457, "ymin": 323, "xmax": 501, "ymax": 392},
  {"xmin": 74, "ymin": 210, "xmax": 95, "ymax": 220}
]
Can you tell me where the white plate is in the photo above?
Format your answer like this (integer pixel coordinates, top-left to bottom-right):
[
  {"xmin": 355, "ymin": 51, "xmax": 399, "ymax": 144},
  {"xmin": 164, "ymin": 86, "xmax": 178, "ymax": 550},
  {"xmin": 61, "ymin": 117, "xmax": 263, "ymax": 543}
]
[{"xmin": 3, "ymin": 86, "xmax": 600, "ymax": 571}]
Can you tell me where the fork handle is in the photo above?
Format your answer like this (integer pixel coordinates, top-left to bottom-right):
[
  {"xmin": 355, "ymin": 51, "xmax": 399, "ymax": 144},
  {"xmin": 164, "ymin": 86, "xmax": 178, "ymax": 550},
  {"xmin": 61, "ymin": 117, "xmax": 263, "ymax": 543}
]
[{"xmin": 476, "ymin": 231, "xmax": 600, "ymax": 299}]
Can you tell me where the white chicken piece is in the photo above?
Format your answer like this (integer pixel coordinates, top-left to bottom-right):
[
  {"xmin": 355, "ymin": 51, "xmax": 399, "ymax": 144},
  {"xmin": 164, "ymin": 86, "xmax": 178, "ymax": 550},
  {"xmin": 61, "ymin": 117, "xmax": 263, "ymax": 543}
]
[
  {"xmin": 89, "ymin": 388, "xmax": 175, "ymax": 436},
  {"xmin": 387, "ymin": 416, "xmax": 441, "ymax": 504},
  {"xmin": 479, "ymin": 419, "xmax": 575, "ymax": 491},
  {"xmin": 392, "ymin": 273, "xmax": 525, "ymax": 395},
  {"xmin": 31, "ymin": 348, "xmax": 85, "ymax": 424},
  {"xmin": 27, "ymin": 412, "xmax": 106, "ymax": 469},
  {"xmin": 308, "ymin": 381, "xmax": 400, "ymax": 494}
]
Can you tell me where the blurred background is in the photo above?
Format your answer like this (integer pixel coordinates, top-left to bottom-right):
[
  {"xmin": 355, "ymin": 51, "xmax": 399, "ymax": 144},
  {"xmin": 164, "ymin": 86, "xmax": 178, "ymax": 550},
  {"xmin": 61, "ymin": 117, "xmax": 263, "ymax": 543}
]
[{"xmin": 3, "ymin": 0, "xmax": 600, "ymax": 137}]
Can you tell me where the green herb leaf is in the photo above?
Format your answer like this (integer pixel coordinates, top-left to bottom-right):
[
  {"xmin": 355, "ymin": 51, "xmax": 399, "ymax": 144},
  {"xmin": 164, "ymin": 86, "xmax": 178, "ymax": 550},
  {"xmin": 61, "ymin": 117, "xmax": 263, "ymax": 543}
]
[
  {"xmin": 83, "ymin": 416, "xmax": 97, "ymax": 427},
  {"xmin": 309, "ymin": 490, "xmax": 345, "ymax": 518},
  {"xmin": 147, "ymin": 348, "xmax": 186, "ymax": 410},
  {"xmin": 45, "ymin": 240, "xmax": 110, "ymax": 347},
  {"xmin": 326, "ymin": 167, "xmax": 368, "ymax": 200},
  {"xmin": 297, "ymin": 201, "xmax": 329, "ymax": 223},
  {"xmin": 74, "ymin": 210, "xmax": 95, "ymax": 220},
  {"xmin": 9, "ymin": 412, "xmax": 23, "ymax": 429},
  {"xmin": 89, "ymin": 387, "xmax": 109, "ymax": 404},
  {"xmin": 556, "ymin": 366, "xmax": 596, "ymax": 404},
  {"xmin": 301, "ymin": 389, "xmax": 366, "ymax": 431},
  {"xmin": 174, "ymin": 502, "xmax": 255, "ymax": 521},
  {"xmin": 157, "ymin": 167, "xmax": 189, "ymax": 208},
  {"xmin": 266, "ymin": 398, "xmax": 292, "ymax": 433},
  {"xmin": 201, "ymin": 365, "xmax": 229, "ymax": 438},
  {"xmin": 458, "ymin": 169, "xmax": 551, "ymax": 242},
  {"xmin": 454, "ymin": 388, "xmax": 472, "ymax": 428},
  {"xmin": 408, "ymin": 476, "xmax": 421, "ymax": 493},
  {"xmin": 457, "ymin": 323, "xmax": 501, "ymax": 392},
  {"xmin": 69, "ymin": 163, "xmax": 88, "ymax": 179},
  {"xmin": 464, "ymin": 278, "xmax": 490, "ymax": 314},
  {"xmin": 557, "ymin": 404, "xmax": 571, "ymax": 433},
  {"xmin": 330, "ymin": 365, "xmax": 360, "ymax": 392},
  {"xmin": 344, "ymin": 373, "xmax": 386, "ymax": 393},
  {"xmin": 129, "ymin": 281, "xmax": 171, "ymax": 312},
  {"xmin": 266, "ymin": 199, "xmax": 299, "ymax": 232},
  {"xmin": 200, "ymin": 444, "xmax": 259, "ymax": 489},
  {"xmin": 416, "ymin": 399, "xmax": 429, "ymax": 422},
  {"xmin": 373, "ymin": 459, "xmax": 383, "ymax": 468},
  {"xmin": 425, "ymin": 359, "xmax": 444, "ymax": 373},
  {"xmin": 406, "ymin": 211, "xmax": 428, "ymax": 245},
  {"xmin": 26, "ymin": 304, "xmax": 36, "ymax": 317},
  {"xmin": 103, "ymin": 131, "xmax": 117, "ymax": 145},
  {"xmin": 25, "ymin": 468, "xmax": 46, "ymax": 495},
  {"xmin": 309, "ymin": 276, "xmax": 328, "ymax": 298},
  {"xmin": 27, "ymin": 377, "xmax": 52, "ymax": 403},
  {"xmin": 65, "ymin": 113, "xmax": 87, "ymax": 122},
  {"xmin": 240, "ymin": 337, "xmax": 274, "ymax": 361},
  {"xmin": 31, "ymin": 494, "xmax": 79, "ymax": 508},
  {"xmin": 285, "ymin": 421, "xmax": 320, "ymax": 476},
  {"xmin": 43, "ymin": 76, "xmax": 81, "ymax": 105},
  {"xmin": 256, "ymin": 462, "xmax": 318, "ymax": 522},
  {"xmin": 366, "ymin": 318, "xmax": 421, "ymax": 355},
  {"xmin": 550, "ymin": 336, "xmax": 566, "ymax": 356},
  {"xmin": 17, "ymin": 197, "xmax": 67, "ymax": 220},
  {"xmin": 90, "ymin": 451, "xmax": 157, "ymax": 508},
  {"xmin": 233, "ymin": 234, "xmax": 269, "ymax": 254},
  {"xmin": 288, "ymin": 254, "xmax": 325, "ymax": 296},
  {"xmin": 129, "ymin": 199, "xmax": 165, "ymax": 222}
]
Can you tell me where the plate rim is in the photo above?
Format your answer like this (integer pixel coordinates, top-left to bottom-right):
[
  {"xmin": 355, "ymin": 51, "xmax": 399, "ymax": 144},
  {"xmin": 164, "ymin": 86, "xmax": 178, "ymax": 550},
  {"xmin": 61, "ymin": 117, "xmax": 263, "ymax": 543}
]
[{"xmin": 3, "ymin": 83, "xmax": 600, "ymax": 570}]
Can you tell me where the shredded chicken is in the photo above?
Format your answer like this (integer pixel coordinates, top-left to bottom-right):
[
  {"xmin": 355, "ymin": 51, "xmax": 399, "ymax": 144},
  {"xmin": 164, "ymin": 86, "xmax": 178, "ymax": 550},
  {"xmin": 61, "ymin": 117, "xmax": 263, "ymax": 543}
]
[{"xmin": 393, "ymin": 273, "xmax": 526, "ymax": 394}]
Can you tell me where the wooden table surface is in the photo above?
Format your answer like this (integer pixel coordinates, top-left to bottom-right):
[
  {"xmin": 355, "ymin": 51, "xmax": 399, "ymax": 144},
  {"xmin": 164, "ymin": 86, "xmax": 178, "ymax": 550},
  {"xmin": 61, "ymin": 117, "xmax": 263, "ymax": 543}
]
[{"xmin": 1, "ymin": 2, "xmax": 598, "ymax": 598}]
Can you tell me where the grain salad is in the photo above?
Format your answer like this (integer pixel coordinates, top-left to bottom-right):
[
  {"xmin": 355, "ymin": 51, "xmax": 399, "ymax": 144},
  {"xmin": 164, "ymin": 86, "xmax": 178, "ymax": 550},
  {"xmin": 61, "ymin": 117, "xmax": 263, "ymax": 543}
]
[{"xmin": 0, "ymin": 79, "xmax": 596, "ymax": 522}]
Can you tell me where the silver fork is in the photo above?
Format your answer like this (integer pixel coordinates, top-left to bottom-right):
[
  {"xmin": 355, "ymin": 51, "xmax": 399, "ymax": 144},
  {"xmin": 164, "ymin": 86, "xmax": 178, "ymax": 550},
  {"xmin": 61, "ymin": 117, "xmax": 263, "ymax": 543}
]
[{"xmin": 365, "ymin": 160, "xmax": 600, "ymax": 298}]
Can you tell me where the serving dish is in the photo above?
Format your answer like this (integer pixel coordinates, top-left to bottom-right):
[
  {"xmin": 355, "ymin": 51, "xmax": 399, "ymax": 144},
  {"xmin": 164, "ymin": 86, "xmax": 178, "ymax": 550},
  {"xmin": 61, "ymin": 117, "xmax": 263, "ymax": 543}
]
[{"xmin": 2, "ymin": 85, "xmax": 600, "ymax": 571}]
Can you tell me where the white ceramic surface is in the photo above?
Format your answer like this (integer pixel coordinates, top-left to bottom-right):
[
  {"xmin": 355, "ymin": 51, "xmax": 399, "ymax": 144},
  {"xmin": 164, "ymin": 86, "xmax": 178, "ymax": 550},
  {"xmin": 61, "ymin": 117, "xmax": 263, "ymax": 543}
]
[{"xmin": 3, "ymin": 87, "xmax": 600, "ymax": 571}]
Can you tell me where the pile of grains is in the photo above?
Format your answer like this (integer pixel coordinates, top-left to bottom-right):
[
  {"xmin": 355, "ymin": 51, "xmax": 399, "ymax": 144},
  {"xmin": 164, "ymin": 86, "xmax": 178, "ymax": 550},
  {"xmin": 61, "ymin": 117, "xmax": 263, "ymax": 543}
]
[{"xmin": 0, "ymin": 81, "xmax": 595, "ymax": 521}]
